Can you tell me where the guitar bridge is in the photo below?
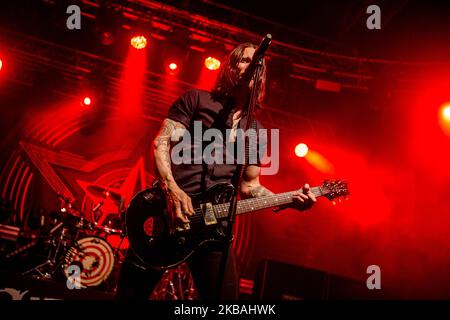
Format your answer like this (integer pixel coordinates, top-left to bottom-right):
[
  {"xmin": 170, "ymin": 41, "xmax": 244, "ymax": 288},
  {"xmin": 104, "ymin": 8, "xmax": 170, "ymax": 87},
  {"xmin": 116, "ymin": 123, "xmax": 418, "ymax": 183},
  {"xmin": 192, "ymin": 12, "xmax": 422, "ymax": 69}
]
[{"xmin": 201, "ymin": 203, "xmax": 217, "ymax": 226}]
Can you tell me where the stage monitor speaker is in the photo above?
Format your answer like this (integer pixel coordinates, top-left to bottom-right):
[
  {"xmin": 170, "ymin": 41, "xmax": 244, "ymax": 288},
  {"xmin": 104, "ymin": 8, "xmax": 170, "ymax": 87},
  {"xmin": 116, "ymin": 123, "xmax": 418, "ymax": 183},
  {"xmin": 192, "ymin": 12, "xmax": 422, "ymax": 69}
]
[{"xmin": 254, "ymin": 259, "xmax": 383, "ymax": 300}]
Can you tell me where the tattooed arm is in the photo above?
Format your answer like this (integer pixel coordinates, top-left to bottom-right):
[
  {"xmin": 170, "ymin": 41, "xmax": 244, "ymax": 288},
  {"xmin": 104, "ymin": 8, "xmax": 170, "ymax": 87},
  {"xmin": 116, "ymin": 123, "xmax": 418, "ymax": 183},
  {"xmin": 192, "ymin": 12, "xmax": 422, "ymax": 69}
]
[
  {"xmin": 153, "ymin": 118, "xmax": 194, "ymax": 223},
  {"xmin": 240, "ymin": 165, "xmax": 317, "ymax": 212},
  {"xmin": 153, "ymin": 118, "xmax": 184, "ymax": 185},
  {"xmin": 240, "ymin": 165, "xmax": 274, "ymax": 198}
]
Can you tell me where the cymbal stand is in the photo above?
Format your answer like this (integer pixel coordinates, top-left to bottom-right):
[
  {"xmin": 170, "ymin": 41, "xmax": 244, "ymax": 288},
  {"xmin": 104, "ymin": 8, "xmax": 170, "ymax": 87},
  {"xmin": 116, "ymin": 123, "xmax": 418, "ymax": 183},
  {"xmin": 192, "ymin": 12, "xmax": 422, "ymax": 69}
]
[{"xmin": 21, "ymin": 226, "xmax": 70, "ymax": 279}]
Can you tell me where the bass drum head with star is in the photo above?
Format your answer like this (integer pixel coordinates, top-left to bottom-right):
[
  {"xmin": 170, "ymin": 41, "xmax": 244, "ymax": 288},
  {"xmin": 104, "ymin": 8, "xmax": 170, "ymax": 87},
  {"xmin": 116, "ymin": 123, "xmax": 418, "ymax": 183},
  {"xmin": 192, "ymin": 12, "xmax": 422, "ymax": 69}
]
[{"xmin": 64, "ymin": 236, "xmax": 115, "ymax": 288}]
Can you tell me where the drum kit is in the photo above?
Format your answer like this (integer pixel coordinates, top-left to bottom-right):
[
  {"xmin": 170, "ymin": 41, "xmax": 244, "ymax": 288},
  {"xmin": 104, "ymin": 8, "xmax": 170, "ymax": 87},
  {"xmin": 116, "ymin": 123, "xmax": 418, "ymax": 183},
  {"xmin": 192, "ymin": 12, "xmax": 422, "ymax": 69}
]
[
  {"xmin": 21, "ymin": 185, "xmax": 128, "ymax": 292},
  {"xmin": 17, "ymin": 184, "xmax": 197, "ymax": 299}
]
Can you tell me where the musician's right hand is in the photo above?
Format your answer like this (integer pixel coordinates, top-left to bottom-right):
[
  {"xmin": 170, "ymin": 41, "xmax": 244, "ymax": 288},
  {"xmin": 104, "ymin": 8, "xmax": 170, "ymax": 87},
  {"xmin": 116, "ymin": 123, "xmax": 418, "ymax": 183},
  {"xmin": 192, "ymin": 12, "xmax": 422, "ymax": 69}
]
[{"xmin": 164, "ymin": 181, "xmax": 194, "ymax": 225}]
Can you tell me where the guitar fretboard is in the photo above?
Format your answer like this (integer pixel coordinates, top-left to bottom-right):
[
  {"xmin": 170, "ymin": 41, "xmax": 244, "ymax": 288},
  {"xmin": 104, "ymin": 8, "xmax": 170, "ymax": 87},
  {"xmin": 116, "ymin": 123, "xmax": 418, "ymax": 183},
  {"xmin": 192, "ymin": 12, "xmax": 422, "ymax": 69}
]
[{"xmin": 212, "ymin": 187, "xmax": 324, "ymax": 218}]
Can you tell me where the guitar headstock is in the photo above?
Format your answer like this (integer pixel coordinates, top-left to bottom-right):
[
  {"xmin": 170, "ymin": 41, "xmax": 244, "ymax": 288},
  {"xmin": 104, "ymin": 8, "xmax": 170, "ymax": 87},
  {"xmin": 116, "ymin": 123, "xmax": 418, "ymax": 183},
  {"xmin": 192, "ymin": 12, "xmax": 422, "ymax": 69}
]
[{"xmin": 321, "ymin": 179, "xmax": 349, "ymax": 202}]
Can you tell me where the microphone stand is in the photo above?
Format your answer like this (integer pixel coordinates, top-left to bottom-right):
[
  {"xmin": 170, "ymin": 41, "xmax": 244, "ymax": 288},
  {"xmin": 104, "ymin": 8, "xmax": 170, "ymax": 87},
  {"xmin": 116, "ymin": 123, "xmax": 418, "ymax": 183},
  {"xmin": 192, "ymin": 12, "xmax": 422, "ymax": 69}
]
[{"xmin": 215, "ymin": 35, "xmax": 271, "ymax": 300}]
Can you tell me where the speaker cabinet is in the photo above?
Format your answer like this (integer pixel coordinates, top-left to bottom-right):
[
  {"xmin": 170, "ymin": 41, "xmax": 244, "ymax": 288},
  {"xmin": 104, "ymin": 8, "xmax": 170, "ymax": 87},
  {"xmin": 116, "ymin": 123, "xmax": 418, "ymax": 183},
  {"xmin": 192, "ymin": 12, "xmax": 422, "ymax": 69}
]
[{"xmin": 254, "ymin": 259, "xmax": 383, "ymax": 300}]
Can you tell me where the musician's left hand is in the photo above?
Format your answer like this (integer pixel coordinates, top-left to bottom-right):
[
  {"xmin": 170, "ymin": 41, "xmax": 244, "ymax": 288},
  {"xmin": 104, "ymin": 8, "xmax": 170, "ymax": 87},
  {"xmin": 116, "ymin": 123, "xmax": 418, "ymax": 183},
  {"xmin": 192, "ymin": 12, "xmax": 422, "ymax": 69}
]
[{"xmin": 291, "ymin": 183, "xmax": 317, "ymax": 211}]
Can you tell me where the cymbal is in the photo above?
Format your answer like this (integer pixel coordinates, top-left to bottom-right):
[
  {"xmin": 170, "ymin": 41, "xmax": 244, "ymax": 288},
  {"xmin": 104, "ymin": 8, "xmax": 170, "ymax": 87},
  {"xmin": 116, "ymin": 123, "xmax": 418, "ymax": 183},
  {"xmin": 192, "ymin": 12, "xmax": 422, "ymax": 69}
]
[{"xmin": 86, "ymin": 185, "xmax": 122, "ymax": 204}]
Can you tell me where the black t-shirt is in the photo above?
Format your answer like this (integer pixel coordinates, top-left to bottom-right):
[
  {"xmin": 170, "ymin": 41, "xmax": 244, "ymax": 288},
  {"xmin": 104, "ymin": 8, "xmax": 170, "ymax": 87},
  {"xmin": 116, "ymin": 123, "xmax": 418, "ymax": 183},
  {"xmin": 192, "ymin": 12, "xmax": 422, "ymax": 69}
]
[{"xmin": 167, "ymin": 89, "xmax": 265, "ymax": 194}]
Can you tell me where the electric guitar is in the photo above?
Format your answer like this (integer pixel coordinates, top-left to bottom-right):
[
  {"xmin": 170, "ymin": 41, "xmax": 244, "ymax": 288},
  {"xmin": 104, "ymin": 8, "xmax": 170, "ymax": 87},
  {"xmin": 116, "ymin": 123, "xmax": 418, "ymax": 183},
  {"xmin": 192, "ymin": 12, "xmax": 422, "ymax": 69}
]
[{"xmin": 125, "ymin": 180, "xmax": 349, "ymax": 270}]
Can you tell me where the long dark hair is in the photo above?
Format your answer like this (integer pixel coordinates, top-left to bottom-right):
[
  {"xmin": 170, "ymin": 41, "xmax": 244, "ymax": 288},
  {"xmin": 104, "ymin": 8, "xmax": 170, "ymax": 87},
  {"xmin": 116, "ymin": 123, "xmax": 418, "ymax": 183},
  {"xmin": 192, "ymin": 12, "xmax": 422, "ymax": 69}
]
[{"xmin": 213, "ymin": 42, "xmax": 267, "ymax": 107}]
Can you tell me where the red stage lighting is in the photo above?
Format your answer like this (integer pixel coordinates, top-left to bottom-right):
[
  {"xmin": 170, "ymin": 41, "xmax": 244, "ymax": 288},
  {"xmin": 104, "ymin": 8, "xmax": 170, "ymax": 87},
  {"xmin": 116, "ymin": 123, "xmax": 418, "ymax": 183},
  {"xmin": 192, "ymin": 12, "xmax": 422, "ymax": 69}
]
[
  {"xmin": 441, "ymin": 103, "xmax": 450, "ymax": 122},
  {"xmin": 0, "ymin": 58, "xmax": 3, "ymax": 72},
  {"xmin": 204, "ymin": 56, "xmax": 221, "ymax": 70},
  {"xmin": 168, "ymin": 62, "xmax": 178, "ymax": 71},
  {"xmin": 167, "ymin": 62, "xmax": 179, "ymax": 75},
  {"xmin": 130, "ymin": 35, "xmax": 147, "ymax": 50},
  {"xmin": 82, "ymin": 96, "xmax": 92, "ymax": 106},
  {"xmin": 295, "ymin": 143, "xmax": 309, "ymax": 157}
]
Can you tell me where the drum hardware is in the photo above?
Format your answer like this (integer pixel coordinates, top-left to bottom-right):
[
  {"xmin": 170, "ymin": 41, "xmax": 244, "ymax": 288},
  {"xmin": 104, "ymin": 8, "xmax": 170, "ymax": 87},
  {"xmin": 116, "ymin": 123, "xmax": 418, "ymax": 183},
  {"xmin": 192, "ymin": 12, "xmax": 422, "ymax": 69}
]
[
  {"xmin": 85, "ymin": 185, "xmax": 126, "ymax": 243},
  {"xmin": 92, "ymin": 200, "xmax": 104, "ymax": 222},
  {"xmin": 57, "ymin": 194, "xmax": 83, "ymax": 218},
  {"xmin": 111, "ymin": 230, "xmax": 127, "ymax": 259},
  {"xmin": 5, "ymin": 240, "xmax": 38, "ymax": 259},
  {"xmin": 21, "ymin": 195, "xmax": 84, "ymax": 280},
  {"xmin": 48, "ymin": 221, "xmax": 63, "ymax": 235},
  {"xmin": 15, "ymin": 190, "xmax": 128, "ymax": 292},
  {"xmin": 86, "ymin": 185, "xmax": 122, "ymax": 206},
  {"xmin": 93, "ymin": 222, "xmax": 128, "ymax": 262},
  {"xmin": 1, "ymin": 223, "xmax": 40, "ymax": 260},
  {"xmin": 21, "ymin": 225, "xmax": 72, "ymax": 279},
  {"xmin": 93, "ymin": 201, "xmax": 104, "ymax": 213},
  {"xmin": 63, "ymin": 236, "xmax": 115, "ymax": 288}
]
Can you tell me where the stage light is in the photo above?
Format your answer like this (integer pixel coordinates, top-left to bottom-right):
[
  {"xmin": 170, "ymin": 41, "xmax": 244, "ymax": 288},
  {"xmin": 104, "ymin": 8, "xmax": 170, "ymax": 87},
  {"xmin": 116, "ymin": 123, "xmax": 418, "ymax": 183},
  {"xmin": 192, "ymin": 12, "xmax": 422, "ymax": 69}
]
[
  {"xmin": 169, "ymin": 62, "xmax": 178, "ymax": 71},
  {"xmin": 131, "ymin": 35, "xmax": 147, "ymax": 50},
  {"xmin": 166, "ymin": 62, "xmax": 179, "ymax": 75},
  {"xmin": 204, "ymin": 56, "xmax": 221, "ymax": 70},
  {"xmin": 438, "ymin": 102, "xmax": 450, "ymax": 136},
  {"xmin": 0, "ymin": 58, "xmax": 2, "ymax": 71},
  {"xmin": 295, "ymin": 143, "xmax": 309, "ymax": 157},
  {"xmin": 82, "ymin": 96, "xmax": 92, "ymax": 106},
  {"xmin": 442, "ymin": 104, "xmax": 450, "ymax": 122}
]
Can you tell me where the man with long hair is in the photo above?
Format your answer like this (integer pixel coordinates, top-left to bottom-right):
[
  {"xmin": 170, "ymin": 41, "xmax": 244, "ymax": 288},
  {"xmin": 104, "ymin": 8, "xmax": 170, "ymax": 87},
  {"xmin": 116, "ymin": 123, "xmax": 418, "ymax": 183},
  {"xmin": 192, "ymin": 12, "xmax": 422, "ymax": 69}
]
[{"xmin": 115, "ymin": 42, "xmax": 316, "ymax": 300}]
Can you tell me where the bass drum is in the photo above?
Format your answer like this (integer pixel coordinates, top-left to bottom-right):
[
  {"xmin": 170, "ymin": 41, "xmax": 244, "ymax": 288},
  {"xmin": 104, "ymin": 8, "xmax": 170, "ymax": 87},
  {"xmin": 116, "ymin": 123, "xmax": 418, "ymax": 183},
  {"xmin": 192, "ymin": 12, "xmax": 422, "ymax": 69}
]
[
  {"xmin": 63, "ymin": 236, "xmax": 115, "ymax": 288},
  {"xmin": 95, "ymin": 213, "xmax": 129, "ymax": 259}
]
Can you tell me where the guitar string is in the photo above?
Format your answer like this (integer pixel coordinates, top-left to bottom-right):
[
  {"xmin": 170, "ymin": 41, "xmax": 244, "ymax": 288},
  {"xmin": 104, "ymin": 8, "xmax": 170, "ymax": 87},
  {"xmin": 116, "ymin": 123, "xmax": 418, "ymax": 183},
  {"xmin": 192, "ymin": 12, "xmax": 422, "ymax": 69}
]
[
  {"xmin": 178, "ymin": 186, "xmax": 329, "ymax": 223},
  {"xmin": 183, "ymin": 194, "xmax": 296, "ymax": 223}
]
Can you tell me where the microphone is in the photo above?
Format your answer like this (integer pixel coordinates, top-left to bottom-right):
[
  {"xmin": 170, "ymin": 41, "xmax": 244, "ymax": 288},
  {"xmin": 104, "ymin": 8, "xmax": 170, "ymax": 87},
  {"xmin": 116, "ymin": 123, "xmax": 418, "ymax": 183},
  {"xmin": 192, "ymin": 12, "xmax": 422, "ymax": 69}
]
[{"xmin": 243, "ymin": 34, "xmax": 272, "ymax": 81}]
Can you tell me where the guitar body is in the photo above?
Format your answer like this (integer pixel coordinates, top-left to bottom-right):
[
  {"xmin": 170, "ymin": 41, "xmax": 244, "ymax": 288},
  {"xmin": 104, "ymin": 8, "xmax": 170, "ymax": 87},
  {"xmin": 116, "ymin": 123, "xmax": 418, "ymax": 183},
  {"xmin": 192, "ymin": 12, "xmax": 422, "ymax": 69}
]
[
  {"xmin": 125, "ymin": 182, "xmax": 235, "ymax": 270},
  {"xmin": 125, "ymin": 178, "xmax": 349, "ymax": 270}
]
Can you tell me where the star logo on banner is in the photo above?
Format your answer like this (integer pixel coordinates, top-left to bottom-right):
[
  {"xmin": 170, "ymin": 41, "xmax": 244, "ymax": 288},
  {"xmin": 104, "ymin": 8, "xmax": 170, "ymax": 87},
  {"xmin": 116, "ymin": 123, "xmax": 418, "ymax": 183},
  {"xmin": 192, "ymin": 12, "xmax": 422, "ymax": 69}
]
[{"xmin": 77, "ymin": 157, "xmax": 150, "ymax": 225}]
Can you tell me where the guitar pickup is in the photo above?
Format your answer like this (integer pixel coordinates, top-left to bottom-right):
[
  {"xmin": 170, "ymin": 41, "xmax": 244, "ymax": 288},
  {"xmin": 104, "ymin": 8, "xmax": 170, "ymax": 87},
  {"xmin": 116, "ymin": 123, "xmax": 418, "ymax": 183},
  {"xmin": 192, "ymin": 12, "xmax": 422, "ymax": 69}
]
[{"xmin": 201, "ymin": 203, "xmax": 217, "ymax": 226}]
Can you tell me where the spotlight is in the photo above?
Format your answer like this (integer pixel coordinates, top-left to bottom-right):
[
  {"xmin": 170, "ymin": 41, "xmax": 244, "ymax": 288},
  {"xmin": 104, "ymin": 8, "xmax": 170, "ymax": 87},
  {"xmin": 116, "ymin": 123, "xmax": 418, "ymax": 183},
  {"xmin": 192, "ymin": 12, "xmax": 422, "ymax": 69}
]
[
  {"xmin": 82, "ymin": 96, "xmax": 92, "ymax": 107},
  {"xmin": 442, "ymin": 104, "xmax": 450, "ymax": 122},
  {"xmin": 166, "ymin": 61, "xmax": 179, "ymax": 75},
  {"xmin": 131, "ymin": 35, "xmax": 147, "ymax": 50},
  {"xmin": 439, "ymin": 102, "xmax": 450, "ymax": 135},
  {"xmin": 169, "ymin": 62, "xmax": 178, "ymax": 71},
  {"xmin": 204, "ymin": 56, "xmax": 221, "ymax": 70},
  {"xmin": 0, "ymin": 58, "xmax": 2, "ymax": 72},
  {"xmin": 295, "ymin": 143, "xmax": 309, "ymax": 158}
]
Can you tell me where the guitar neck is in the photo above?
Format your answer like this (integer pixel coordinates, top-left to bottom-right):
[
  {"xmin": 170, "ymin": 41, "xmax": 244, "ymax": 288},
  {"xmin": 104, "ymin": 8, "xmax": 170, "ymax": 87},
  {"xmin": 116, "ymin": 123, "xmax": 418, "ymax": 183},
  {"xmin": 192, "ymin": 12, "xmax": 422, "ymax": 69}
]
[{"xmin": 213, "ymin": 186, "xmax": 325, "ymax": 218}]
